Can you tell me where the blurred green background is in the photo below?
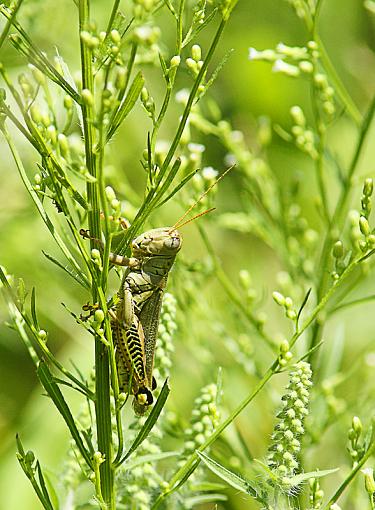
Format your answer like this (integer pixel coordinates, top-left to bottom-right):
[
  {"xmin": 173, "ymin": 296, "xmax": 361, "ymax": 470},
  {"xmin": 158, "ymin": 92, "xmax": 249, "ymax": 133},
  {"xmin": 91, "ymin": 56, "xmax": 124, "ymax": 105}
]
[{"xmin": 1, "ymin": 0, "xmax": 375, "ymax": 508}]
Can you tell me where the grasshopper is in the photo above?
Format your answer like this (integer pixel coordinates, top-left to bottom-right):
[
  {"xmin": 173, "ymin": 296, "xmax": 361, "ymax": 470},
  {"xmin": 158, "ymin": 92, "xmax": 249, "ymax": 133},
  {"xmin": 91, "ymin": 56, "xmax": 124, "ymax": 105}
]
[
  {"xmin": 109, "ymin": 227, "xmax": 182, "ymax": 415},
  {"xmin": 83, "ymin": 167, "xmax": 231, "ymax": 414}
]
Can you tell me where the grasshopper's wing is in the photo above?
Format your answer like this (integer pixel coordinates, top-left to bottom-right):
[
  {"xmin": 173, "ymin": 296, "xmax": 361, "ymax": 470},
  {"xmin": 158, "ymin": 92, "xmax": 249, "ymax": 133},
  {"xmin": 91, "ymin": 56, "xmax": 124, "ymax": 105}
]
[{"xmin": 139, "ymin": 284, "xmax": 165, "ymax": 384}]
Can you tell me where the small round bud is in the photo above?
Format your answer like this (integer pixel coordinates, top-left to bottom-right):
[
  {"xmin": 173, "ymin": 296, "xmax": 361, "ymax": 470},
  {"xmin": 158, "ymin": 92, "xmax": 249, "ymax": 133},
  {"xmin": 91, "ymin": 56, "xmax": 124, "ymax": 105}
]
[
  {"xmin": 82, "ymin": 88, "xmax": 94, "ymax": 106},
  {"xmin": 191, "ymin": 44, "xmax": 202, "ymax": 62},
  {"xmin": 332, "ymin": 241, "xmax": 344, "ymax": 258},
  {"xmin": 30, "ymin": 104, "xmax": 42, "ymax": 124},
  {"xmin": 239, "ymin": 269, "xmax": 251, "ymax": 289},
  {"xmin": 63, "ymin": 95, "xmax": 73, "ymax": 109},
  {"xmin": 94, "ymin": 309, "xmax": 105, "ymax": 323},
  {"xmin": 38, "ymin": 330, "xmax": 47, "ymax": 341},
  {"xmin": 58, "ymin": 134, "xmax": 69, "ymax": 157},
  {"xmin": 110, "ymin": 30, "xmax": 121, "ymax": 44},
  {"xmin": 273, "ymin": 291, "xmax": 286, "ymax": 306},
  {"xmin": 352, "ymin": 416, "xmax": 362, "ymax": 434},
  {"xmin": 299, "ymin": 61, "xmax": 313, "ymax": 73},
  {"xmin": 91, "ymin": 249, "xmax": 101, "ymax": 260},
  {"xmin": 280, "ymin": 339, "xmax": 290, "ymax": 353},
  {"xmin": 359, "ymin": 216, "xmax": 370, "ymax": 236},
  {"xmin": 362, "ymin": 467, "xmax": 375, "ymax": 495},
  {"xmin": 363, "ymin": 178, "xmax": 373, "ymax": 197},
  {"xmin": 290, "ymin": 105, "xmax": 305, "ymax": 126},
  {"xmin": 105, "ymin": 186, "xmax": 116, "ymax": 202},
  {"xmin": 111, "ymin": 199, "xmax": 120, "ymax": 210},
  {"xmin": 170, "ymin": 55, "xmax": 181, "ymax": 68}
]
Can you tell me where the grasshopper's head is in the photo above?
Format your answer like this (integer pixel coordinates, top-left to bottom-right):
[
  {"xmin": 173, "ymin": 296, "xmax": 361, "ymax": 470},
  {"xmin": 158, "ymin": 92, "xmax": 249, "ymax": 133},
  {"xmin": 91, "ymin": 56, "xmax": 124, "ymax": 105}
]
[{"xmin": 131, "ymin": 227, "xmax": 182, "ymax": 257}]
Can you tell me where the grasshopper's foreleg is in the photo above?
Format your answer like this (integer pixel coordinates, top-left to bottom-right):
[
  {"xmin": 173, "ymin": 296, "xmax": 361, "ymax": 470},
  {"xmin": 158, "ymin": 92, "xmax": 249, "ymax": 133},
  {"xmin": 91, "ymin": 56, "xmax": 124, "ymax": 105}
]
[{"xmin": 80, "ymin": 228, "xmax": 139, "ymax": 269}]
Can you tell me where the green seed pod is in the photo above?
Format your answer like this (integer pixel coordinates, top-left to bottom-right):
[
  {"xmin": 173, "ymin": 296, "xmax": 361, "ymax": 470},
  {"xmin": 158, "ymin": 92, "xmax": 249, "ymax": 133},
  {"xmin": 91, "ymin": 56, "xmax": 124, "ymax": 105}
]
[
  {"xmin": 332, "ymin": 240, "xmax": 344, "ymax": 258},
  {"xmin": 359, "ymin": 216, "xmax": 370, "ymax": 236},
  {"xmin": 363, "ymin": 178, "xmax": 373, "ymax": 197}
]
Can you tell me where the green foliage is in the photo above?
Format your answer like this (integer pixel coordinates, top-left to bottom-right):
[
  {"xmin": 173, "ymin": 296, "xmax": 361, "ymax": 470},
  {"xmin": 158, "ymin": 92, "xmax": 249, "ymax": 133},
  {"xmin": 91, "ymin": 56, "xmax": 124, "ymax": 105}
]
[{"xmin": 1, "ymin": 0, "xmax": 375, "ymax": 509}]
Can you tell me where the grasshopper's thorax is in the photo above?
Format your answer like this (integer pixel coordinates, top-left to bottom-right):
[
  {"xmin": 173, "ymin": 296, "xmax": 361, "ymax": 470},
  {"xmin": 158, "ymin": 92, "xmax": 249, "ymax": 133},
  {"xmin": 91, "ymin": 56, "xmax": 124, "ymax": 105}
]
[{"xmin": 131, "ymin": 227, "xmax": 182, "ymax": 258}]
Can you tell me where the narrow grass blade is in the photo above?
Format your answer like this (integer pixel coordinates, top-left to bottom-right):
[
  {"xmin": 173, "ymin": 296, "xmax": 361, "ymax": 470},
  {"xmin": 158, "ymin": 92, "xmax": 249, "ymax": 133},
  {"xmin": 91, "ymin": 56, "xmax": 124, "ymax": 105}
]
[
  {"xmin": 107, "ymin": 71, "xmax": 144, "ymax": 142},
  {"xmin": 197, "ymin": 451, "xmax": 257, "ymax": 497},
  {"xmin": 118, "ymin": 379, "xmax": 170, "ymax": 465},
  {"xmin": 37, "ymin": 361, "xmax": 93, "ymax": 469}
]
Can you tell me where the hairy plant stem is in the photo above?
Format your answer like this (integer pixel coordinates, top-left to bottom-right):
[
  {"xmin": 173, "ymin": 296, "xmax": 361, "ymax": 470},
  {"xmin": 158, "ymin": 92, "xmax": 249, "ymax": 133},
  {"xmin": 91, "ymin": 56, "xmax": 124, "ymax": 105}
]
[{"xmin": 79, "ymin": 0, "xmax": 114, "ymax": 506}]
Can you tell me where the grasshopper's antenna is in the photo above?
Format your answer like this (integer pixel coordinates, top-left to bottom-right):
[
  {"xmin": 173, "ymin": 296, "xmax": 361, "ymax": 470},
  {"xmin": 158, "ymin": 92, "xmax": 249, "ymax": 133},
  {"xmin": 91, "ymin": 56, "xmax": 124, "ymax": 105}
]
[
  {"xmin": 171, "ymin": 165, "xmax": 234, "ymax": 230},
  {"xmin": 173, "ymin": 207, "xmax": 216, "ymax": 230}
]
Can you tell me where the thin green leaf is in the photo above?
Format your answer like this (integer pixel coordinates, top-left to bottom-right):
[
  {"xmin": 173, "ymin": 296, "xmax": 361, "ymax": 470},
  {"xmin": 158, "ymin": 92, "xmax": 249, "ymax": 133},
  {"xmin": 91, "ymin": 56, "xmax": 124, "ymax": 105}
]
[
  {"xmin": 158, "ymin": 52, "xmax": 169, "ymax": 82},
  {"xmin": 118, "ymin": 379, "xmax": 170, "ymax": 464},
  {"xmin": 189, "ymin": 481, "xmax": 227, "ymax": 492},
  {"xmin": 36, "ymin": 461, "xmax": 55, "ymax": 510},
  {"xmin": 184, "ymin": 493, "xmax": 227, "ymax": 507},
  {"xmin": 197, "ymin": 451, "xmax": 257, "ymax": 498},
  {"xmin": 297, "ymin": 288, "xmax": 312, "ymax": 323},
  {"xmin": 358, "ymin": 248, "xmax": 375, "ymax": 262},
  {"xmin": 197, "ymin": 452, "xmax": 255, "ymax": 495},
  {"xmin": 53, "ymin": 377, "xmax": 94, "ymax": 400},
  {"xmin": 37, "ymin": 361, "xmax": 93, "ymax": 469},
  {"xmin": 42, "ymin": 251, "xmax": 89, "ymax": 289},
  {"xmin": 156, "ymin": 166, "xmax": 198, "ymax": 208},
  {"xmin": 288, "ymin": 468, "xmax": 339, "ymax": 486},
  {"xmin": 182, "ymin": 9, "xmax": 217, "ymax": 48},
  {"xmin": 200, "ymin": 48, "xmax": 234, "ymax": 99},
  {"xmin": 41, "ymin": 471, "xmax": 60, "ymax": 510},
  {"xmin": 123, "ymin": 451, "xmax": 178, "ymax": 471},
  {"xmin": 107, "ymin": 71, "xmax": 145, "ymax": 142},
  {"xmin": 152, "ymin": 158, "xmax": 182, "ymax": 206},
  {"xmin": 31, "ymin": 287, "xmax": 39, "ymax": 330}
]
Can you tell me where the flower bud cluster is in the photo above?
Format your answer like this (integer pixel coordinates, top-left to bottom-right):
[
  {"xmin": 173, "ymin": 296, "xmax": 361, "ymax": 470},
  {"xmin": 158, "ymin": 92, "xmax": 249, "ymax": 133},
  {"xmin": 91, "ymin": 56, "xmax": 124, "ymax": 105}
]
[
  {"xmin": 132, "ymin": 0, "xmax": 158, "ymax": 18},
  {"xmin": 356, "ymin": 178, "xmax": 375, "ymax": 253},
  {"xmin": 133, "ymin": 25, "xmax": 161, "ymax": 47},
  {"xmin": 331, "ymin": 239, "xmax": 347, "ymax": 280},
  {"xmin": 272, "ymin": 291, "xmax": 297, "ymax": 322},
  {"xmin": 80, "ymin": 29, "xmax": 122, "ymax": 62},
  {"xmin": 362, "ymin": 178, "xmax": 373, "ymax": 218},
  {"xmin": 249, "ymin": 39, "xmax": 335, "ymax": 118},
  {"xmin": 180, "ymin": 383, "xmax": 220, "ymax": 460},
  {"xmin": 105, "ymin": 186, "xmax": 122, "ymax": 222},
  {"xmin": 153, "ymin": 293, "xmax": 177, "ymax": 386},
  {"xmin": 278, "ymin": 339, "xmax": 293, "ymax": 367},
  {"xmin": 267, "ymin": 362, "xmax": 312, "ymax": 489},
  {"xmin": 140, "ymin": 86, "xmax": 155, "ymax": 120},
  {"xmin": 290, "ymin": 105, "xmax": 318, "ymax": 159},
  {"xmin": 186, "ymin": 44, "xmax": 203, "ymax": 78},
  {"xmin": 285, "ymin": 0, "xmax": 316, "ymax": 25},
  {"xmin": 309, "ymin": 477, "xmax": 325, "ymax": 509},
  {"xmin": 362, "ymin": 467, "xmax": 375, "ymax": 499},
  {"xmin": 348, "ymin": 415, "xmax": 365, "ymax": 467}
]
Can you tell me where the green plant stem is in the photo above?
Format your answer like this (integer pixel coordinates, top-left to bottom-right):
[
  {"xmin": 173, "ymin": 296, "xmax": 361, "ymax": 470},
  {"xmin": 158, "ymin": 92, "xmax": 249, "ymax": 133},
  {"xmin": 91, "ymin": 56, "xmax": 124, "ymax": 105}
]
[
  {"xmin": 323, "ymin": 435, "xmax": 375, "ymax": 509},
  {"xmin": 308, "ymin": 93, "xmax": 375, "ymax": 360},
  {"xmin": 79, "ymin": 0, "xmax": 114, "ymax": 506},
  {"xmin": 115, "ymin": 15, "xmax": 229, "ymax": 257},
  {"xmin": 105, "ymin": 0, "xmax": 121, "ymax": 35},
  {"xmin": 0, "ymin": 0, "xmax": 24, "ymax": 49},
  {"xmin": 312, "ymin": 0, "xmax": 361, "ymax": 126},
  {"xmin": 151, "ymin": 251, "xmax": 363, "ymax": 509},
  {"xmin": 150, "ymin": 0, "xmax": 185, "ymax": 152}
]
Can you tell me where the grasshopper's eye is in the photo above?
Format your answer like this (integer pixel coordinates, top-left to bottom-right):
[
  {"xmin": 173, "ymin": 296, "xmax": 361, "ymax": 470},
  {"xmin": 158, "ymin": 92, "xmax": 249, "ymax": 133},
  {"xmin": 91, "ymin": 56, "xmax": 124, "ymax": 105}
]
[{"xmin": 164, "ymin": 236, "xmax": 180, "ymax": 250}]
